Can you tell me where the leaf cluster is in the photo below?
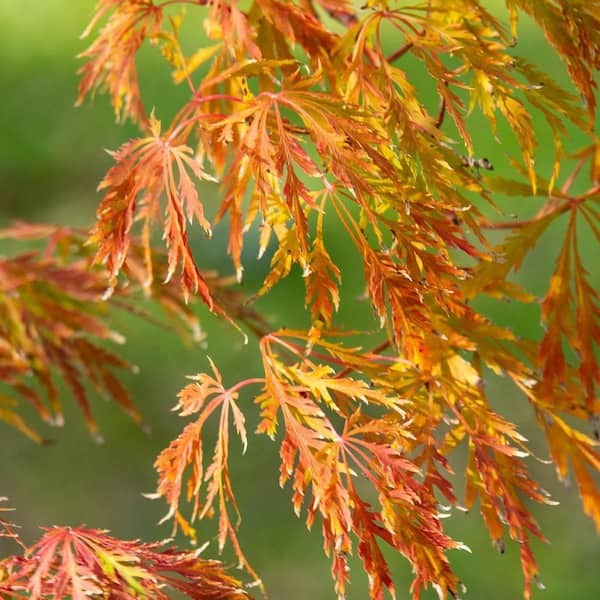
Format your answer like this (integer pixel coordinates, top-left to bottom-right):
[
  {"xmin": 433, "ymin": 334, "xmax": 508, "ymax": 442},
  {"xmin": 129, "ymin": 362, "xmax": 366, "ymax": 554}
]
[
  {"xmin": 0, "ymin": 500, "xmax": 250, "ymax": 599},
  {"xmin": 2, "ymin": 1, "xmax": 600, "ymax": 599}
]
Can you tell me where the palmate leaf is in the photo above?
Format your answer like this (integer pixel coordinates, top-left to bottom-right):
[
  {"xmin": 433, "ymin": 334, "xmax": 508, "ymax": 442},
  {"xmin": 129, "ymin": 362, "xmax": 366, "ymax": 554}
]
[
  {"xmin": 0, "ymin": 522, "xmax": 251, "ymax": 599},
  {"xmin": 77, "ymin": 0, "xmax": 166, "ymax": 125},
  {"xmin": 152, "ymin": 359, "xmax": 263, "ymax": 592},
  {"xmin": 90, "ymin": 112, "xmax": 216, "ymax": 304}
]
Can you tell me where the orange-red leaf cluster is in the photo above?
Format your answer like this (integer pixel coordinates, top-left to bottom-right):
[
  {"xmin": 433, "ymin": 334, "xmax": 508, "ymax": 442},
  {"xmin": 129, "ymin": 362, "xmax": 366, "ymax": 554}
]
[{"xmin": 4, "ymin": 1, "xmax": 600, "ymax": 599}]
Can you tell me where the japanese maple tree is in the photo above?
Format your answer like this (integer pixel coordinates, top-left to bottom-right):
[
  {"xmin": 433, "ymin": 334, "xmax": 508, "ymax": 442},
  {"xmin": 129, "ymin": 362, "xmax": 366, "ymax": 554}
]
[{"xmin": 1, "ymin": 0, "xmax": 599, "ymax": 599}]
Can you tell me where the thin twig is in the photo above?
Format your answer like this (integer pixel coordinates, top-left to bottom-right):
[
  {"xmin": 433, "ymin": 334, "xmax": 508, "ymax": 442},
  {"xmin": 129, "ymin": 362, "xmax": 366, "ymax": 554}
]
[
  {"xmin": 334, "ymin": 340, "xmax": 393, "ymax": 379},
  {"xmin": 561, "ymin": 155, "xmax": 588, "ymax": 195},
  {"xmin": 435, "ymin": 89, "xmax": 447, "ymax": 129},
  {"xmin": 387, "ymin": 41, "xmax": 414, "ymax": 63},
  {"xmin": 483, "ymin": 187, "xmax": 599, "ymax": 230},
  {"xmin": 538, "ymin": 155, "xmax": 592, "ymax": 218}
]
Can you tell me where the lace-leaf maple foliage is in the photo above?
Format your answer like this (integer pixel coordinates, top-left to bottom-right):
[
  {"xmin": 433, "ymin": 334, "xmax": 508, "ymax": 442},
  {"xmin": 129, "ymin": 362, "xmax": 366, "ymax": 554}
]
[
  {"xmin": 2, "ymin": 0, "xmax": 599, "ymax": 599},
  {"xmin": 0, "ymin": 222, "xmax": 264, "ymax": 442},
  {"xmin": 0, "ymin": 500, "xmax": 251, "ymax": 599}
]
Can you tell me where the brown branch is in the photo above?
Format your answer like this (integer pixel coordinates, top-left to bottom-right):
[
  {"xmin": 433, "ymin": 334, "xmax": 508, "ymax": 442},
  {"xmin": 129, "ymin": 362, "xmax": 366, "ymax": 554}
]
[
  {"xmin": 435, "ymin": 88, "xmax": 447, "ymax": 129},
  {"xmin": 482, "ymin": 187, "xmax": 600, "ymax": 230},
  {"xmin": 386, "ymin": 27, "xmax": 426, "ymax": 63},
  {"xmin": 334, "ymin": 340, "xmax": 393, "ymax": 379},
  {"xmin": 387, "ymin": 40, "xmax": 414, "ymax": 63}
]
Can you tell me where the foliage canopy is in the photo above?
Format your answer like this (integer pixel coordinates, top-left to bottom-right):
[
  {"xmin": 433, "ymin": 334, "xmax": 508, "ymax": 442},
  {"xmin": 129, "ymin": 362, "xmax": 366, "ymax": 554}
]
[{"xmin": 1, "ymin": 1, "xmax": 599, "ymax": 599}]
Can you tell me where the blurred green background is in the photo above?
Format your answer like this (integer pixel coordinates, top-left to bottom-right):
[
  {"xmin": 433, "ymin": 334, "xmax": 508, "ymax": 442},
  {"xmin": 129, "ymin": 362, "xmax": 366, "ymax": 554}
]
[{"xmin": 0, "ymin": 1, "xmax": 597, "ymax": 598}]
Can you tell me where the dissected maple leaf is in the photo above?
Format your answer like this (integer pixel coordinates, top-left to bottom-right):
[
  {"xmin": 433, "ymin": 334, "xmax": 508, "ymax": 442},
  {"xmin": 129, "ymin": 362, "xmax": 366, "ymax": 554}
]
[
  {"xmin": 0, "ymin": 524, "xmax": 251, "ymax": 599},
  {"xmin": 77, "ymin": 0, "xmax": 166, "ymax": 125},
  {"xmin": 152, "ymin": 359, "xmax": 264, "ymax": 592},
  {"xmin": 90, "ymin": 112, "xmax": 216, "ymax": 304}
]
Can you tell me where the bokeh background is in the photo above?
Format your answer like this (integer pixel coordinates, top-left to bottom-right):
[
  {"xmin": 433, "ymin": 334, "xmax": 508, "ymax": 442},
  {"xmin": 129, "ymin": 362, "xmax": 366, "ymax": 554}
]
[{"xmin": 0, "ymin": 1, "xmax": 597, "ymax": 598}]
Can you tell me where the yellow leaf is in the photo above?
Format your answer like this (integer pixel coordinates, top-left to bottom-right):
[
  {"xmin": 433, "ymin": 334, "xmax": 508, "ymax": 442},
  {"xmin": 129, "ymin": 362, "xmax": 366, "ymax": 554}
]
[{"xmin": 172, "ymin": 43, "xmax": 222, "ymax": 84}]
